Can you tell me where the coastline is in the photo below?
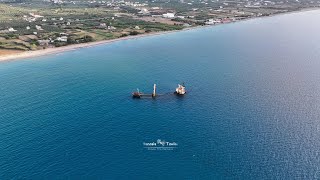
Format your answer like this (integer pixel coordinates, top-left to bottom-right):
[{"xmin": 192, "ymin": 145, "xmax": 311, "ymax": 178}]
[
  {"xmin": 0, "ymin": 29, "xmax": 193, "ymax": 62},
  {"xmin": 0, "ymin": 7, "xmax": 318, "ymax": 62}
]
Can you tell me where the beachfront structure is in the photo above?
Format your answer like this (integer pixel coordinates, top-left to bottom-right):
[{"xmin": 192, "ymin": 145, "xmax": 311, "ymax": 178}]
[{"xmin": 206, "ymin": 19, "xmax": 221, "ymax": 25}]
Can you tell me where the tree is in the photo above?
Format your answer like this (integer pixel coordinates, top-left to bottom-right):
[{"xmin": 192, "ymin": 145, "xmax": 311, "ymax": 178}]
[{"xmin": 129, "ymin": 31, "xmax": 140, "ymax": 36}]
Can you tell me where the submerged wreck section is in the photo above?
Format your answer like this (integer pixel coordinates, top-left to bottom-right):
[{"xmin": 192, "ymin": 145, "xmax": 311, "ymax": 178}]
[
  {"xmin": 132, "ymin": 84, "xmax": 157, "ymax": 98},
  {"xmin": 132, "ymin": 83, "xmax": 186, "ymax": 99}
]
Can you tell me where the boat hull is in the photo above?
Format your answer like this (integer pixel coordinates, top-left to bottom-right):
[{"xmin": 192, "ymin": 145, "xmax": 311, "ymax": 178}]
[{"xmin": 174, "ymin": 91, "xmax": 186, "ymax": 96}]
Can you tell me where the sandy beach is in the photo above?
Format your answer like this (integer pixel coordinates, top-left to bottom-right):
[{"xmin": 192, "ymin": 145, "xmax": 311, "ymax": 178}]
[
  {"xmin": 0, "ymin": 30, "xmax": 191, "ymax": 62},
  {"xmin": 0, "ymin": 49, "xmax": 24, "ymax": 57},
  {"xmin": 0, "ymin": 8, "xmax": 318, "ymax": 63}
]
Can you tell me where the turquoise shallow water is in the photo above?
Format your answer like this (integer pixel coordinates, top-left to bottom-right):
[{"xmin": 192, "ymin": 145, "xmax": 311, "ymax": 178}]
[{"xmin": 1, "ymin": 10, "xmax": 320, "ymax": 179}]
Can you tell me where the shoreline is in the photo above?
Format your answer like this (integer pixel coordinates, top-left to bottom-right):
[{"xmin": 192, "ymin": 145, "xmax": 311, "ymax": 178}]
[
  {"xmin": 0, "ymin": 7, "xmax": 319, "ymax": 62},
  {"xmin": 0, "ymin": 29, "xmax": 195, "ymax": 62}
]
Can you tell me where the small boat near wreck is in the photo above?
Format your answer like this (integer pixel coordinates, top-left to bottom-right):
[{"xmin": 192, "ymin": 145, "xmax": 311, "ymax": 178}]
[{"xmin": 174, "ymin": 83, "xmax": 186, "ymax": 95}]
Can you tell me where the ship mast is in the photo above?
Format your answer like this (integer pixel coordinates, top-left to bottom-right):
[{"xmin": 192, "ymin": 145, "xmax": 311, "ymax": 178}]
[{"xmin": 152, "ymin": 84, "xmax": 156, "ymax": 97}]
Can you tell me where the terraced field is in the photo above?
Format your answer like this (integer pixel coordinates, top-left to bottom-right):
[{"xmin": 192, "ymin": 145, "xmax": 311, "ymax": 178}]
[{"xmin": 0, "ymin": 4, "xmax": 31, "ymax": 23}]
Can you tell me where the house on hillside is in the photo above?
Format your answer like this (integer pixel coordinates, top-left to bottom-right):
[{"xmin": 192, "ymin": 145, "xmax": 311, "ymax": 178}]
[
  {"xmin": 36, "ymin": 25, "xmax": 43, "ymax": 31},
  {"xmin": 56, "ymin": 36, "xmax": 68, "ymax": 42},
  {"xmin": 107, "ymin": 26, "xmax": 116, "ymax": 30},
  {"xmin": 8, "ymin": 27, "xmax": 17, "ymax": 32},
  {"xmin": 29, "ymin": 13, "xmax": 44, "ymax": 18},
  {"xmin": 100, "ymin": 23, "xmax": 107, "ymax": 27},
  {"xmin": 138, "ymin": 8, "xmax": 149, "ymax": 15},
  {"xmin": 38, "ymin": 40, "xmax": 50, "ymax": 46}
]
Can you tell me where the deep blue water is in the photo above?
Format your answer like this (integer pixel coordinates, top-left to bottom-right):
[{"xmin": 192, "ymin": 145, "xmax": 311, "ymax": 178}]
[{"xmin": 1, "ymin": 10, "xmax": 320, "ymax": 179}]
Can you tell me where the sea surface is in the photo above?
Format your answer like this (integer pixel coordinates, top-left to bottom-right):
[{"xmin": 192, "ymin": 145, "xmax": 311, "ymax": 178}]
[{"xmin": 1, "ymin": 10, "xmax": 320, "ymax": 179}]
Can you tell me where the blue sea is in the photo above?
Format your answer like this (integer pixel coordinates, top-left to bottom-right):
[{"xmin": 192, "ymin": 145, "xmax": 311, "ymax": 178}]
[{"xmin": 1, "ymin": 10, "xmax": 320, "ymax": 179}]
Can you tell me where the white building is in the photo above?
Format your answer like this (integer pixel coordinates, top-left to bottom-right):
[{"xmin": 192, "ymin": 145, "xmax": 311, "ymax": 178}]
[
  {"xmin": 162, "ymin": 13, "xmax": 175, "ymax": 18},
  {"xmin": 205, "ymin": 19, "xmax": 221, "ymax": 25},
  {"xmin": 8, "ymin": 27, "xmax": 17, "ymax": 32},
  {"xmin": 138, "ymin": 8, "xmax": 149, "ymax": 15},
  {"xmin": 29, "ymin": 13, "xmax": 44, "ymax": 18},
  {"xmin": 183, "ymin": 23, "xmax": 191, "ymax": 27},
  {"xmin": 36, "ymin": 25, "xmax": 43, "ymax": 31},
  {"xmin": 56, "ymin": 36, "xmax": 68, "ymax": 42},
  {"xmin": 52, "ymin": 0, "xmax": 62, "ymax": 4},
  {"xmin": 38, "ymin": 40, "xmax": 50, "ymax": 46},
  {"xmin": 107, "ymin": 26, "xmax": 116, "ymax": 30}
]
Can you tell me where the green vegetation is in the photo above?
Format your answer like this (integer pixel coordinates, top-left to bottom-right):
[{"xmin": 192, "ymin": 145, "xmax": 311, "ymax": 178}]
[
  {"xmin": 0, "ymin": 0, "xmax": 317, "ymax": 51},
  {"xmin": 0, "ymin": 2, "xmax": 186, "ymax": 50}
]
